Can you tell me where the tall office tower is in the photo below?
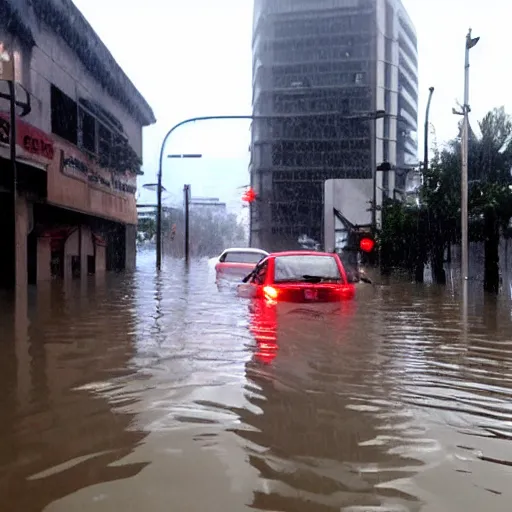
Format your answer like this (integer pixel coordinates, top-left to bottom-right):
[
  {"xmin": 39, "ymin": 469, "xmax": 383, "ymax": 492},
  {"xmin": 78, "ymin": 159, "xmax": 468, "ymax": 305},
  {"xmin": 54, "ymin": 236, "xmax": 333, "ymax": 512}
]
[{"xmin": 250, "ymin": 0, "xmax": 418, "ymax": 251}]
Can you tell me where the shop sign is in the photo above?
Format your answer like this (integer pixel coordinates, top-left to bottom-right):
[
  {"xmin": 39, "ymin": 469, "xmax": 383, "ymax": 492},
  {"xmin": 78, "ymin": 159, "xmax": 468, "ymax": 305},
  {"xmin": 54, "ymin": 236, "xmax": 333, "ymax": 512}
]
[
  {"xmin": 60, "ymin": 149, "xmax": 136, "ymax": 195},
  {"xmin": 0, "ymin": 112, "xmax": 55, "ymax": 160}
]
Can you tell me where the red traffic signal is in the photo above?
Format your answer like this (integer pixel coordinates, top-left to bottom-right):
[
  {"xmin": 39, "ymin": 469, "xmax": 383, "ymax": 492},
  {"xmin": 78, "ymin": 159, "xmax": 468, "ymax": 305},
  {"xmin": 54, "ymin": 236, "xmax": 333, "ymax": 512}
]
[
  {"xmin": 359, "ymin": 237, "xmax": 375, "ymax": 253},
  {"xmin": 242, "ymin": 187, "xmax": 257, "ymax": 203}
]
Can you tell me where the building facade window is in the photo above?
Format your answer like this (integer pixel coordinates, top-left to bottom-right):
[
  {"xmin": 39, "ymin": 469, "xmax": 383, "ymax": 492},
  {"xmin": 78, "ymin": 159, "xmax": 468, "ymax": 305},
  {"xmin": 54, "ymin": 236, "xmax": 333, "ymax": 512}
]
[
  {"xmin": 78, "ymin": 108, "xmax": 96, "ymax": 154},
  {"xmin": 384, "ymin": 116, "xmax": 390, "ymax": 138},
  {"xmin": 50, "ymin": 85, "xmax": 140, "ymax": 174},
  {"xmin": 98, "ymin": 124, "xmax": 113, "ymax": 167},
  {"xmin": 385, "ymin": 38, "xmax": 393, "ymax": 62},
  {"xmin": 385, "ymin": 63, "xmax": 392, "ymax": 89},
  {"xmin": 51, "ymin": 85, "xmax": 77, "ymax": 145}
]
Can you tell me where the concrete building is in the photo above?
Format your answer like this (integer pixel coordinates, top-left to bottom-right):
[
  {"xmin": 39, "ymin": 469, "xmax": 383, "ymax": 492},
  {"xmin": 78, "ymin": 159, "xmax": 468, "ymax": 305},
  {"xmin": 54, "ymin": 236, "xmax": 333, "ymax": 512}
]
[
  {"xmin": 0, "ymin": 0, "xmax": 155, "ymax": 289},
  {"xmin": 250, "ymin": 0, "xmax": 418, "ymax": 251}
]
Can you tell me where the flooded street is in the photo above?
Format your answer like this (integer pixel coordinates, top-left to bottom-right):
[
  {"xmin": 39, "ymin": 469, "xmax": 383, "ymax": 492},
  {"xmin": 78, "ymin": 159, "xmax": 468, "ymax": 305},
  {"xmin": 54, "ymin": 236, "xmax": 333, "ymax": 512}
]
[{"xmin": 1, "ymin": 253, "xmax": 512, "ymax": 512}]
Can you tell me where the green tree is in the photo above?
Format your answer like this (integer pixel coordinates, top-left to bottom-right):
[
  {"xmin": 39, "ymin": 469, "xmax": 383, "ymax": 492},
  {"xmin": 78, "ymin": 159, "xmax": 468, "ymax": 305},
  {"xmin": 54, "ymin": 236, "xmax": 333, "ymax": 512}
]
[
  {"xmin": 137, "ymin": 217, "xmax": 156, "ymax": 242},
  {"xmin": 380, "ymin": 107, "xmax": 512, "ymax": 293},
  {"xmin": 439, "ymin": 108, "xmax": 512, "ymax": 292},
  {"xmin": 380, "ymin": 148, "xmax": 459, "ymax": 284},
  {"xmin": 420, "ymin": 146, "xmax": 461, "ymax": 284},
  {"xmin": 467, "ymin": 108, "xmax": 512, "ymax": 292},
  {"xmin": 379, "ymin": 199, "xmax": 426, "ymax": 278}
]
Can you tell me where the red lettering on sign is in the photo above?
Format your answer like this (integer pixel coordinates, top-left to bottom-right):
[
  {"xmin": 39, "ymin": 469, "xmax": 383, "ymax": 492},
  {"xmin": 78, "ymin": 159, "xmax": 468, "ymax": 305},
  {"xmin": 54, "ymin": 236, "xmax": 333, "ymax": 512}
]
[{"xmin": 0, "ymin": 111, "xmax": 54, "ymax": 160}]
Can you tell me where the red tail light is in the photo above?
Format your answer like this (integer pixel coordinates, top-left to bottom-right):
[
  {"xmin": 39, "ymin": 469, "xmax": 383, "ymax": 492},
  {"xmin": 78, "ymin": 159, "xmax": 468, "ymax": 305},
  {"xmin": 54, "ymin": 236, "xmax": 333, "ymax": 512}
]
[{"xmin": 263, "ymin": 286, "xmax": 279, "ymax": 300}]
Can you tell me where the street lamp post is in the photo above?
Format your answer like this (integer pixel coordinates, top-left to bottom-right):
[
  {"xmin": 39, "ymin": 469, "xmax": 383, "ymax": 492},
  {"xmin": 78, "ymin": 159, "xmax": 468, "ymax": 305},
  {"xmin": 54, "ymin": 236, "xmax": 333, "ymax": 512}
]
[
  {"xmin": 424, "ymin": 87, "xmax": 435, "ymax": 176},
  {"xmin": 460, "ymin": 29, "xmax": 480, "ymax": 288},
  {"xmin": 370, "ymin": 110, "xmax": 391, "ymax": 230}
]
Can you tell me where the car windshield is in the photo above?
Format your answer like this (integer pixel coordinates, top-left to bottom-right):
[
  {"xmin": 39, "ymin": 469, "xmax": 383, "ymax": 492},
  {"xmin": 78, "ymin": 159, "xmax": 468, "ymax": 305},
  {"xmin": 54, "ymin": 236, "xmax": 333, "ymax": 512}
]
[
  {"xmin": 223, "ymin": 252, "xmax": 265, "ymax": 264},
  {"xmin": 274, "ymin": 255, "xmax": 341, "ymax": 283}
]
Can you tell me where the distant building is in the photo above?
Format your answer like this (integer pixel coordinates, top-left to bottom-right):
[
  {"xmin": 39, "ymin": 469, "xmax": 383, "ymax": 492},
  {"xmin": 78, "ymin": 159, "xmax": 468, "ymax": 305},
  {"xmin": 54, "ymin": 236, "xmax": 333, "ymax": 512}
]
[
  {"xmin": 190, "ymin": 197, "xmax": 227, "ymax": 216},
  {"xmin": 250, "ymin": 0, "xmax": 418, "ymax": 251},
  {"xmin": 0, "ymin": 0, "xmax": 155, "ymax": 288}
]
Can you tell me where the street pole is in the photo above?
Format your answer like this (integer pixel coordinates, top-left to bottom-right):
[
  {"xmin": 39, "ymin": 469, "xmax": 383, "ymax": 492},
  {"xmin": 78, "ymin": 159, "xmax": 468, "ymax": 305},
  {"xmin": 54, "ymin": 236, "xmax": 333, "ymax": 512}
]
[
  {"xmin": 413, "ymin": 86, "xmax": 435, "ymax": 283},
  {"xmin": 372, "ymin": 116, "xmax": 377, "ymax": 230},
  {"xmin": 184, "ymin": 184, "xmax": 190, "ymax": 263},
  {"xmin": 461, "ymin": 29, "xmax": 480, "ymax": 291},
  {"xmin": 371, "ymin": 111, "xmax": 388, "ymax": 231},
  {"xmin": 155, "ymin": 111, "xmax": 386, "ymax": 269},
  {"xmin": 424, "ymin": 87, "xmax": 434, "ymax": 176},
  {"xmin": 9, "ymin": 80, "xmax": 17, "ymax": 263},
  {"xmin": 1, "ymin": 45, "xmax": 17, "ymax": 288},
  {"xmin": 156, "ymin": 159, "xmax": 163, "ymax": 270}
]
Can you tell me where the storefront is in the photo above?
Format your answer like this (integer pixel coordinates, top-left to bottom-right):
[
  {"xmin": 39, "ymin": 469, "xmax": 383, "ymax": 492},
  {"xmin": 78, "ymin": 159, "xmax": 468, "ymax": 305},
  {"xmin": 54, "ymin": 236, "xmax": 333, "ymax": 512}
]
[{"xmin": 0, "ymin": 112, "xmax": 138, "ymax": 288}]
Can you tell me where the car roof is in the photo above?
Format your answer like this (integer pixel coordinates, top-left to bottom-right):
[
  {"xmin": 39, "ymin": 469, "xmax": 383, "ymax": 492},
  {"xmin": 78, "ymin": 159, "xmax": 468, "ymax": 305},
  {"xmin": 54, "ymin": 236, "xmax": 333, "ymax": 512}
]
[
  {"xmin": 270, "ymin": 251, "xmax": 337, "ymax": 257},
  {"xmin": 222, "ymin": 248, "xmax": 269, "ymax": 254}
]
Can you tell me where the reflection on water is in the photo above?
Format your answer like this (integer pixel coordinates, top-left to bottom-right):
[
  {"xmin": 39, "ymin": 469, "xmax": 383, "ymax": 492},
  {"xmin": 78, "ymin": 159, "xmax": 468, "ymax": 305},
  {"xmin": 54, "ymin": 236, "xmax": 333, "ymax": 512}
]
[
  {"xmin": 0, "ymin": 276, "xmax": 149, "ymax": 512},
  {"xmin": 0, "ymin": 252, "xmax": 512, "ymax": 511}
]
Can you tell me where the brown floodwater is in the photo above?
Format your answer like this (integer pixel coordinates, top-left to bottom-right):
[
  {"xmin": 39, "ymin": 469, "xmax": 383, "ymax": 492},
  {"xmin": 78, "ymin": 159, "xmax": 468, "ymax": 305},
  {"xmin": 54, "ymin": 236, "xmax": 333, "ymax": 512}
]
[{"xmin": 1, "ymin": 251, "xmax": 512, "ymax": 511}]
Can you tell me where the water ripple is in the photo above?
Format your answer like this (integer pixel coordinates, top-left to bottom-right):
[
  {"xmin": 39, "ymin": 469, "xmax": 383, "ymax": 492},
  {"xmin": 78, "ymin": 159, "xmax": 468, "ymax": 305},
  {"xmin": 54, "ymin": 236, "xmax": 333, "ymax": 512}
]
[{"xmin": 0, "ymin": 257, "xmax": 512, "ymax": 511}]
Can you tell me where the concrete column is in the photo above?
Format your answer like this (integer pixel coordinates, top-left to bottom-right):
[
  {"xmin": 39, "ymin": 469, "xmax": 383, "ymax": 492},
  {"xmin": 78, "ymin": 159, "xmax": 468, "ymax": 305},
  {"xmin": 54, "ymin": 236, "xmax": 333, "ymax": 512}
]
[
  {"xmin": 79, "ymin": 225, "xmax": 88, "ymax": 279},
  {"xmin": 63, "ymin": 255, "xmax": 73, "ymax": 281},
  {"xmin": 63, "ymin": 228, "xmax": 78, "ymax": 280},
  {"xmin": 15, "ymin": 193, "xmax": 28, "ymax": 291},
  {"xmin": 125, "ymin": 224, "xmax": 137, "ymax": 271},
  {"xmin": 37, "ymin": 236, "xmax": 52, "ymax": 282},
  {"xmin": 95, "ymin": 245, "xmax": 106, "ymax": 274}
]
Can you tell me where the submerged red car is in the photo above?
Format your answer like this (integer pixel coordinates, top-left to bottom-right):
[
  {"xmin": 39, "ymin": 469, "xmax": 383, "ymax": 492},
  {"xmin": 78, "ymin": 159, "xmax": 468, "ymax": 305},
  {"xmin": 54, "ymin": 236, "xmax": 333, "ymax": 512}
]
[{"xmin": 237, "ymin": 251, "xmax": 355, "ymax": 303}]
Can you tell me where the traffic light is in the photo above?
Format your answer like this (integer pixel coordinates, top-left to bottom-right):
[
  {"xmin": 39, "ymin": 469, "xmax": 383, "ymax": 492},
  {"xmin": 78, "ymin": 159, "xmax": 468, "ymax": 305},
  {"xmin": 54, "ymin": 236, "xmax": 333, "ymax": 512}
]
[
  {"xmin": 242, "ymin": 187, "xmax": 257, "ymax": 203},
  {"xmin": 359, "ymin": 236, "xmax": 375, "ymax": 253},
  {"xmin": 355, "ymin": 232, "xmax": 376, "ymax": 265}
]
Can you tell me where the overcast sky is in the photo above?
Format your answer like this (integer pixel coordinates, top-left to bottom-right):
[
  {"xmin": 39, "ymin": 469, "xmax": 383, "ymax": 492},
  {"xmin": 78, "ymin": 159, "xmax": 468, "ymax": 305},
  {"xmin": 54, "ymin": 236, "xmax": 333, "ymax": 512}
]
[{"xmin": 72, "ymin": 0, "xmax": 510, "ymax": 207}]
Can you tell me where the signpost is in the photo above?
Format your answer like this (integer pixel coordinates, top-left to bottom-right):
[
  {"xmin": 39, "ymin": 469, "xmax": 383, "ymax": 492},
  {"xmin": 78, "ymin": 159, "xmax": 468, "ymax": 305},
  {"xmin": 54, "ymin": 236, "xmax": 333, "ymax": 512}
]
[{"xmin": 0, "ymin": 43, "xmax": 18, "ymax": 289}]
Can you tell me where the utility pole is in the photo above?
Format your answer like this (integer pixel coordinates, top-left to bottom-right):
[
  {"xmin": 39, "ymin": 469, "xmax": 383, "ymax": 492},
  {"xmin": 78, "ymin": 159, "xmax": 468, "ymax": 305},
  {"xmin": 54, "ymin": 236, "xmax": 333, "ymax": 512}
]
[
  {"xmin": 424, "ymin": 87, "xmax": 435, "ymax": 177},
  {"xmin": 184, "ymin": 184, "xmax": 190, "ymax": 263},
  {"xmin": 8, "ymin": 79, "xmax": 17, "ymax": 259},
  {"xmin": 460, "ymin": 29, "xmax": 480, "ymax": 290}
]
